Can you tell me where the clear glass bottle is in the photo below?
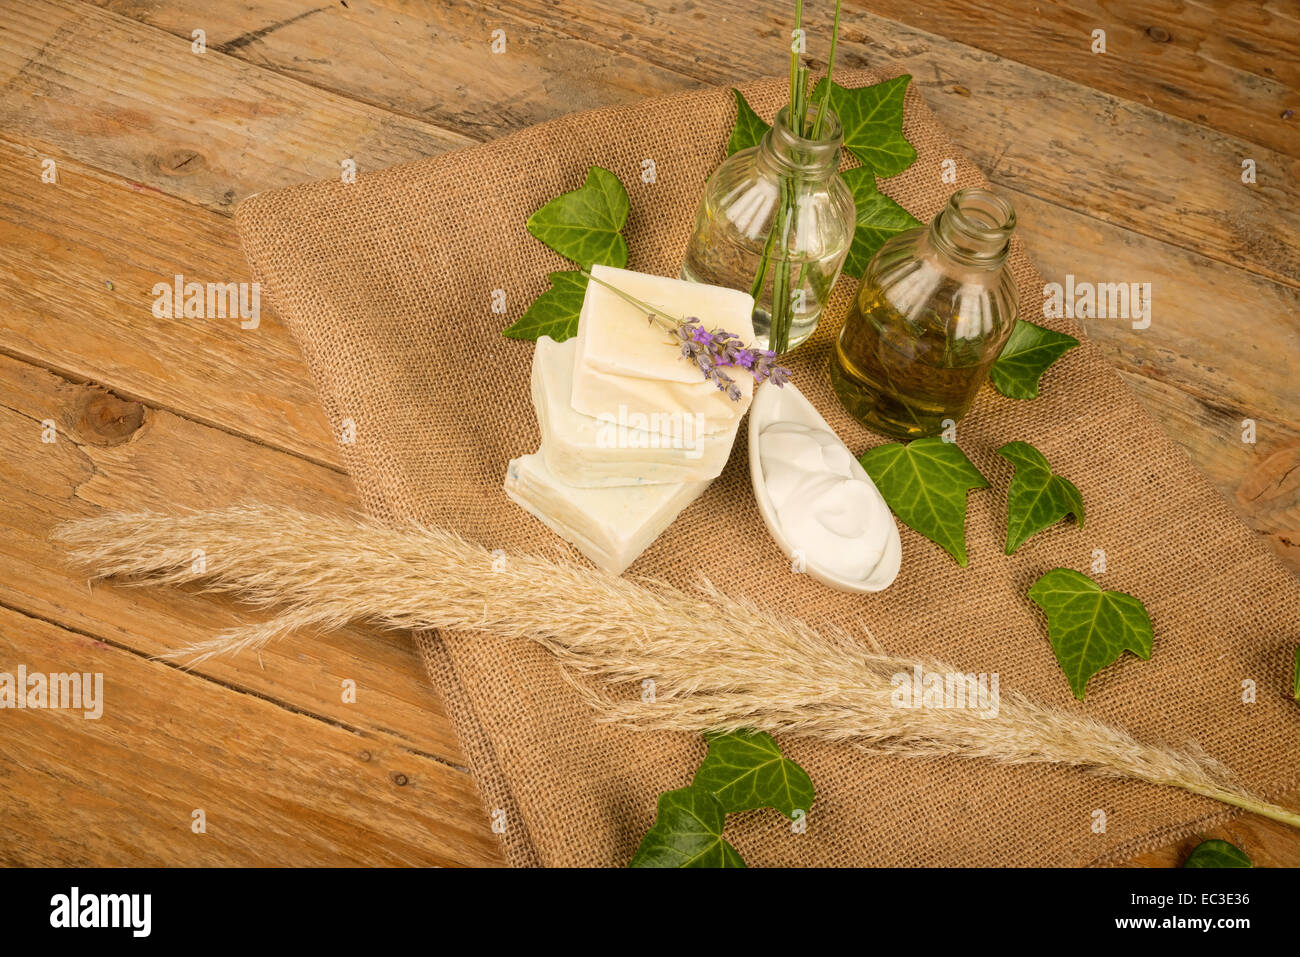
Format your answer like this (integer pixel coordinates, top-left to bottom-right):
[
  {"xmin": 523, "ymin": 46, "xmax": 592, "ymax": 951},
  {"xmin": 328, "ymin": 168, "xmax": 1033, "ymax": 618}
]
[
  {"xmin": 829, "ymin": 188, "xmax": 1019, "ymax": 438},
  {"xmin": 680, "ymin": 105, "xmax": 855, "ymax": 353}
]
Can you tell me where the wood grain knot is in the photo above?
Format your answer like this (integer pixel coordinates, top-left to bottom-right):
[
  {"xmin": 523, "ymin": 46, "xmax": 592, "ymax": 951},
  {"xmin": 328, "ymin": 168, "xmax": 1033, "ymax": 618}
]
[
  {"xmin": 1237, "ymin": 441, "xmax": 1300, "ymax": 508},
  {"xmin": 72, "ymin": 387, "xmax": 145, "ymax": 447},
  {"xmin": 1144, "ymin": 25, "xmax": 1172, "ymax": 43},
  {"xmin": 154, "ymin": 148, "xmax": 206, "ymax": 176},
  {"xmin": 389, "ymin": 771, "xmax": 409, "ymax": 787}
]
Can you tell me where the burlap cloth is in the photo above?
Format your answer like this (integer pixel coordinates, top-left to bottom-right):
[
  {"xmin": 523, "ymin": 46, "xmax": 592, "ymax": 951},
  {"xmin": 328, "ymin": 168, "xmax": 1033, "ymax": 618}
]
[{"xmin": 235, "ymin": 69, "xmax": 1299, "ymax": 867}]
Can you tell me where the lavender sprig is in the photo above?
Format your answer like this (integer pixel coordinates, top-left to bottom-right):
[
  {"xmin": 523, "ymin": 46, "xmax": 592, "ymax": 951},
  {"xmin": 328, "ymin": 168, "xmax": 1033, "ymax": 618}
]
[
  {"xmin": 581, "ymin": 270, "xmax": 791, "ymax": 400},
  {"xmin": 674, "ymin": 319, "xmax": 790, "ymax": 399}
]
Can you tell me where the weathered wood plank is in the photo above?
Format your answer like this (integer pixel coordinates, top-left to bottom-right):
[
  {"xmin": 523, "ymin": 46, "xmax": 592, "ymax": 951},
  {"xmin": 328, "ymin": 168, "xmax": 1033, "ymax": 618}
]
[
  {"xmin": 93, "ymin": 0, "xmax": 692, "ymax": 132},
  {"xmin": 849, "ymin": 0, "xmax": 1300, "ymax": 158},
  {"xmin": 1012, "ymin": 190, "xmax": 1300, "ymax": 431},
  {"xmin": 493, "ymin": 0, "xmax": 1300, "ymax": 288},
  {"xmin": 1012, "ymin": 196, "xmax": 1300, "ymax": 573},
  {"xmin": 0, "ymin": 603, "xmax": 502, "ymax": 866},
  {"xmin": 0, "ymin": 139, "xmax": 342, "ymax": 467},
  {"xmin": 1117, "ymin": 373, "xmax": 1300, "ymax": 573},
  {"xmin": 0, "ymin": 351, "xmax": 473, "ymax": 771},
  {"xmin": 0, "ymin": 0, "xmax": 475, "ymax": 213},
  {"xmin": 12, "ymin": 0, "xmax": 1295, "ymax": 287}
]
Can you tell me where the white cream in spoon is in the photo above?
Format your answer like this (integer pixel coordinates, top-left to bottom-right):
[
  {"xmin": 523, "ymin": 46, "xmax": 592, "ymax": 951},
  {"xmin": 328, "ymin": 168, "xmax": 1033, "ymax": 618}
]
[{"xmin": 749, "ymin": 381, "xmax": 901, "ymax": 593}]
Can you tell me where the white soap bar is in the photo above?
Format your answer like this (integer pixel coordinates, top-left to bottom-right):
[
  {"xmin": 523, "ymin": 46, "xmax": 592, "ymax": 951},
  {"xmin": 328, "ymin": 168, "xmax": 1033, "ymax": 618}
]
[
  {"xmin": 571, "ymin": 264, "xmax": 757, "ymax": 439},
  {"xmin": 504, "ymin": 452, "xmax": 709, "ymax": 575},
  {"xmin": 533, "ymin": 335, "xmax": 739, "ymax": 488}
]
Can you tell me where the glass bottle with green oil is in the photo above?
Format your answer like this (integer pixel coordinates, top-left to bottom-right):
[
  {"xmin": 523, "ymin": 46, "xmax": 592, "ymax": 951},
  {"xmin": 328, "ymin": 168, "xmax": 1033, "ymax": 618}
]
[{"xmin": 829, "ymin": 188, "xmax": 1019, "ymax": 438}]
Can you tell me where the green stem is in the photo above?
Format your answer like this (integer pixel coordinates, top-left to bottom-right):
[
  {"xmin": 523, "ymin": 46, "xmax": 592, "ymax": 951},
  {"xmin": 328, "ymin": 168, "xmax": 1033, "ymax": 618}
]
[
  {"xmin": 794, "ymin": 65, "xmax": 810, "ymax": 135},
  {"xmin": 753, "ymin": 0, "xmax": 816, "ymax": 355},
  {"xmin": 580, "ymin": 269, "xmax": 685, "ymax": 332},
  {"xmin": 749, "ymin": 216, "xmax": 778, "ymax": 301},
  {"xmin": 769, "ymin": 176, "xmax": 795, "ymax": 354},
  {"xmin": 751, "ymin": 183, "xmax": 788, "ymax": 340},
  {"xmin": 811, "ymin": 0, "xmax": 842, "ymax": 139},
  {"xmin": 1182, "ymin": 782, "xmax": 1300, "ymax": 830},
  {"xmin": 788, "ymin": 0, "xmax": 800, "ymax": 113}
]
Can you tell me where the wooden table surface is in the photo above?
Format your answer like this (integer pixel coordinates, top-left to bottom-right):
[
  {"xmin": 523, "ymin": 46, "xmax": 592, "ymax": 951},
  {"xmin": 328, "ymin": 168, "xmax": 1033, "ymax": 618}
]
[{"xmin": 0, "ymin": 0, "xmax": 1296, "ymax": 867}]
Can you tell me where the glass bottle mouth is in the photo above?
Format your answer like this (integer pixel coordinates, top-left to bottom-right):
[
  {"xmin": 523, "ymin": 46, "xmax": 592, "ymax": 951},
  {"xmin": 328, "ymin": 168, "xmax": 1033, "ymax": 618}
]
[
  {"xmin": 761, "ymin": 105, "xmax": 843, "ymax": 176},
  {"xmin": 932, "ymin": 188, "xmax": 1016, "ymax": 263}
]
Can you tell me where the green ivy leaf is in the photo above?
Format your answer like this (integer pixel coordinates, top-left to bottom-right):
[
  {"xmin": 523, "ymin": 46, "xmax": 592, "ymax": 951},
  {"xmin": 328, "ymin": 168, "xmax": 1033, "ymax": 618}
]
[
  {"xmin": 1027, "ymin": 568, "xmax": 1153, "ymax": 700},
  {"xmin": 997, "ymin": 441, "xmax": 1084, "ymax": 555},
  {"xmin": 727, "ymin": 88, "xmax": 771, "ymax": 156},
  {"xmin": 628, "ymin": 786, "xmax": 747, "ymax": 868},
  {"xmin": 501, "ymin": 270, "xmax": 587, "ymax": 342},
  {"xmin": 990, "ymin": 320, "xmax": 1080, "ymax": 400},
  {"xmin": 691, "ymin": 730, "xmax": 814, "ymax": 819},
  {"xmin": 525, "ymin": 166, "xmax": 629, "ymax": 270},
  {"xmin": 814, "ymin": 75, "xmax": 916, "ymax": 177},
  {"xmin": 1182, "ymin": 839, "xmax": 1252, "ymax": 868},
  {"xmin": 1292, "ymin": 645, "xmax": 1299, "ymax": 703},
  {"xmin": 840, "ymin": 167, "xmax": 922, "ymax": 278},
  {"xmin": 858, "ymin": 438, "xmax": 988, "ymax": 566}
]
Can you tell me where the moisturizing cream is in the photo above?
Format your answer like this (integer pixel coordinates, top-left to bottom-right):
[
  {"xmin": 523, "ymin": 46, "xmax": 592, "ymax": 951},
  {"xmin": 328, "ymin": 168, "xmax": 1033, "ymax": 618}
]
[{"xmin": 749, "ymin": 381, "xmax": 900, "ymax": 592}]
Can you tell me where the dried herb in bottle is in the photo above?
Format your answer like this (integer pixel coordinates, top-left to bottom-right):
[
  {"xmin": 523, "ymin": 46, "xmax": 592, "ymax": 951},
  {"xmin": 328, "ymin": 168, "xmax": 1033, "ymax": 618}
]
[{"xmin": 830, "ymin": 188, "xmax": 1019, "ymax": 438}]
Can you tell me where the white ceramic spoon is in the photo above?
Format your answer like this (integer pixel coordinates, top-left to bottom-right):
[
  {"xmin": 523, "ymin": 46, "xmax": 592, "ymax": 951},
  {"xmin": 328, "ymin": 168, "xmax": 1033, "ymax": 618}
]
[{"xmin": 748, "ymin": 380, "xmax": 902, "ymax": 593}]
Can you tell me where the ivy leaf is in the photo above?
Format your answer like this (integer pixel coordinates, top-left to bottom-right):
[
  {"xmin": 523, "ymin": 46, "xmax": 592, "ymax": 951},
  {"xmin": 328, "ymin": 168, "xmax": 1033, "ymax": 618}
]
[
  {"xmin": 501, "ymin": 270, "xmax": 586, "ymax": 342},
  {"xmin": 1027, "ymin": 568, "xmax": 1153, "ymax": 700},
  {"xmin": 1182, "ymin": 839, "xmax": 1252, "ymax": 868},
  {"xmin": 840, "ymin": 167, "xmax": 922, "ymax": 278},
  {"xmin": 814, "ymin": 75, "xmax": 916, "ymax": 177},
  {"xmin": 858, "ymin": 438, "xmax": 988, "ymax": 566},
  {"xmin": 727, "ymin": 88, "xmax": 771, "ymax": 156},
  {"xmin": 510, "ymin": 167, "xmax": 628, "ymax": 343},
  {"xmin": 997, "ymin": 441, "xmax": 1084, "ymax": 554},
  {"xmin": 628, "ymin": 786, "xmax": 747, "ymax": 868},
  {"xmin": 691, "ymin": 730, "xmax": 814, "ymax": 819},
  {"xmin": 990, "ymin": 320, "xmax": 1080, "ymax": 400},
  {"xmin": 1292, "ymin": 645, "xmax": 1299, "ymax": 703},
  {"xmin": 525, "ymin": 166, "xmax": 629, "ymax": 270}
]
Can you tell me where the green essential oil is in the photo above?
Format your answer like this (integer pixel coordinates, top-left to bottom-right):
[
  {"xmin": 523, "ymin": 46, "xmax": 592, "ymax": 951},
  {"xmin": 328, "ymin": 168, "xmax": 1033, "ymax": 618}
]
[{"xmin": 829, "ymin": 275, "xmax": 1000, "ymax": 440}]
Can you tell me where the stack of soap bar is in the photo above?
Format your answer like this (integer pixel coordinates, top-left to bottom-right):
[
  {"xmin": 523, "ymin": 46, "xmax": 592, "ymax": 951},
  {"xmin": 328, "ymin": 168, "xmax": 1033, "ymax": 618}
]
[
  {"xmin": 504, "ymin": 454, "xmax": 710, "ymax": 575},
  {"xmin": 533, "ymin": 336, "xmax": 737, "ymax": 488},
  {"xmin": 505, "ymin": 265, "xmax": 756, "ymax": 575},
  {"xmin": 571, "ymin": 265, "xmax": 756, "ymax": 439}
]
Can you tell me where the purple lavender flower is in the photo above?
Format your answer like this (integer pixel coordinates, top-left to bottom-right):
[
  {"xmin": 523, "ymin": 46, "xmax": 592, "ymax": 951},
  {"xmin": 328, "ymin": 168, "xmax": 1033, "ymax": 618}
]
[
  {"xmin": 750, "ymin": 349, "xmax": 792, "ymax": 388},
  {"xmin": 767, "ymin": 364, "xmax": 792, "ymax": 388},
  {"xmin": 654, "ymin": 310, "xmax": 793, "ymax": 399}
]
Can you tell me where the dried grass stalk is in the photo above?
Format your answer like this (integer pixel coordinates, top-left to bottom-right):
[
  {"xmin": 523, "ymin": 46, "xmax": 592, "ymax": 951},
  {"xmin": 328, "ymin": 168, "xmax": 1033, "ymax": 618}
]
[{"xmin": 55, "ymin": 505, "xmax": 1300, "ymax": 829}]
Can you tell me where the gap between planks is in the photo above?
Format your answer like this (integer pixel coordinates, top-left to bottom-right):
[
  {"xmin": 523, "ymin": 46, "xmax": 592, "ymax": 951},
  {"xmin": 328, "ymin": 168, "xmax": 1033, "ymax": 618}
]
[
  {"xmin": 0, "ymin": 596, "xmax": 472, "ymax": 774},
  {"xmin": 38, "ymin": 0, "xmax": 1300, "ymax": 291}
]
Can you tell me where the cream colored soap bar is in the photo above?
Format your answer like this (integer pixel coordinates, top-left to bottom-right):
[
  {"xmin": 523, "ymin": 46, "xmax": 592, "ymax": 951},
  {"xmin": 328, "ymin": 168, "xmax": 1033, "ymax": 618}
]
[
  {"xmin": 571, "ymin": 264, "xmax": 756, "ymax": 439},
  {"xmin": 504, "ymin": 452, "xmax": 709, "ymax": 575},
  {"xmin": 533, "ymin": 335, "xmax": 739, "ymax": 488}
]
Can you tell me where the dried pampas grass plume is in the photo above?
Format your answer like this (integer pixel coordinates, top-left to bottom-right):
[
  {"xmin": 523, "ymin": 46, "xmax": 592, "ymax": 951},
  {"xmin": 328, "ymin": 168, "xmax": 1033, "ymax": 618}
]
[{"xmin": 55, "ymin": 505, "xmax": 1300, "ymax": 830}]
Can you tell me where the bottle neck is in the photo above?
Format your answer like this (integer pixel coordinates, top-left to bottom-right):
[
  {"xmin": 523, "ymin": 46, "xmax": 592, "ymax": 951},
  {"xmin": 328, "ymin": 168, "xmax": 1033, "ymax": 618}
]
[
  {"xmin": 756, "ymin": 105, "xmax": 843, "ymax": 181},
  {"xmin": 928, "ymin": 188, "xmax": 1016, "ymax": 267}
]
